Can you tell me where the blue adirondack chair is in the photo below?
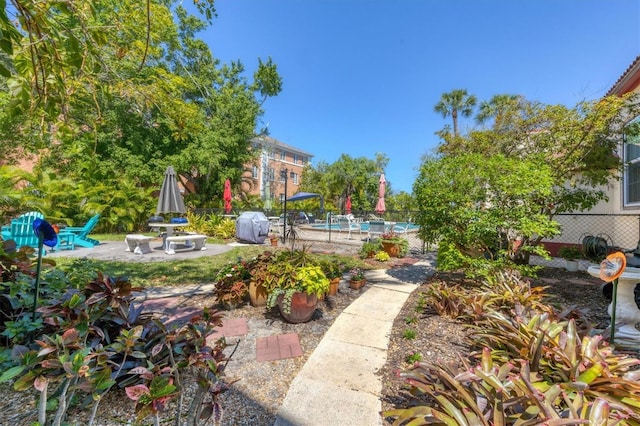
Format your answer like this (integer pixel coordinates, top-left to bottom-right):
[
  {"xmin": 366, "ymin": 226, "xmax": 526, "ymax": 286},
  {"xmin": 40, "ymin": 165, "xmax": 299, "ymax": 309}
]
[
  {"xmin": 64, "ymin": 214, "xmax": 101, "ymax": 248},
  {"xmin": 4, "ymin": 211, "xmax": 45, "ymax": 251}
]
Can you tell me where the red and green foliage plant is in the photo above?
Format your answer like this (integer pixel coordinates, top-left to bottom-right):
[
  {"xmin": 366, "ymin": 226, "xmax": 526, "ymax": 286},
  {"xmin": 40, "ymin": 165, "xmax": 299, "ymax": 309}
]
[{"xmin": 0, "ymin": 247, "xmax": 233, "ymax": 426}]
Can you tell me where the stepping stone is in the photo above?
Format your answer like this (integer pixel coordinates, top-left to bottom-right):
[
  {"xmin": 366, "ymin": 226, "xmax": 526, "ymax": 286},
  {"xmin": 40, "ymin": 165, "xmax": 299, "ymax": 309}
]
[
  {"xmin": 539, "ymin": 278, "xmax": 560, "ymax": 284},
  {"xmin": 206, "ymin": 317, "xmax": 249, "ymax": 342},
  {"xmin": 255, "ymin": 333, "xmax": 303, "ymax": 362},
  {"xmin": 206, "ymin": 318, "xmax": 249, "ymax": 347}
]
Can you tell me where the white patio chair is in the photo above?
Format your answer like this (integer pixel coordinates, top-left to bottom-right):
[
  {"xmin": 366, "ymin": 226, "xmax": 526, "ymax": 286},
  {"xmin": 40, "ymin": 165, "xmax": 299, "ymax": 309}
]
[{"xmin": 338, "ymin": 216, "xmax": 361, "ymax": 239}]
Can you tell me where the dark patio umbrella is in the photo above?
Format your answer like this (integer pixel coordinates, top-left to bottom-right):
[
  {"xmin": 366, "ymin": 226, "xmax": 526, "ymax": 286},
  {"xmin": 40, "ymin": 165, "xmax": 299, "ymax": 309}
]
[
  {"xmin": 375, "ymin": 173, "xmax": 386, "ymax": 214},
  {"xmin": 224, "ymin": 178, "xmax": 232, "ymax": 214},
  {"xmin": 156, "ymin": 166, "xmax": 186, "ymax": 215}
]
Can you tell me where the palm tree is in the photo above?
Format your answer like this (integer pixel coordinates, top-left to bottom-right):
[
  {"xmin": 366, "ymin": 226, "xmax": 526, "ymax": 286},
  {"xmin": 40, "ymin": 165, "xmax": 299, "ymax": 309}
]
[
  {"xmin": 434, "ymin": 89, "xmax": 477, "ymax": 137},
  {"xmin": 475, "ymin": 94, "xmax": 522, "ymax": 125}
]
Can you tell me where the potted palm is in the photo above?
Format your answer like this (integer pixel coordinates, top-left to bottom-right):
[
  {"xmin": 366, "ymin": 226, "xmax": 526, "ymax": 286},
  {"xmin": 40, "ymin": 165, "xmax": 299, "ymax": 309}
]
[{"xmin": 558, "ymin": 246, "xmax": 583, "ymax": 272}]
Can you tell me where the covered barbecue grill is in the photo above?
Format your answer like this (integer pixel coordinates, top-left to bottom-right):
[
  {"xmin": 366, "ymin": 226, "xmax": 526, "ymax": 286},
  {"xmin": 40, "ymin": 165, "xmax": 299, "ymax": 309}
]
[{"xmin": 235, "ymin": 211, "xmax": 270, "ymax": 243}]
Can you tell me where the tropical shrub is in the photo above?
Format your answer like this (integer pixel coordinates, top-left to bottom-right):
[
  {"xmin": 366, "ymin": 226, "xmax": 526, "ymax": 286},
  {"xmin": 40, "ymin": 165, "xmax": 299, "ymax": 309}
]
[
  {"xmin": 385, "ymin": 270, "xmax": 640, "ymax": 424},
  {"xmin": 0, "ymin": 249, "xmax": 232, "ymax": 425}
]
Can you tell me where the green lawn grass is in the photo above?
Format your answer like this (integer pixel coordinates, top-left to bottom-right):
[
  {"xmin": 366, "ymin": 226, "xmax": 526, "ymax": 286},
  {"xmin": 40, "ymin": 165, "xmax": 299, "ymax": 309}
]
[{"xmin": 52, "ymin": 239, "xmax": 367, "ymax": 288}]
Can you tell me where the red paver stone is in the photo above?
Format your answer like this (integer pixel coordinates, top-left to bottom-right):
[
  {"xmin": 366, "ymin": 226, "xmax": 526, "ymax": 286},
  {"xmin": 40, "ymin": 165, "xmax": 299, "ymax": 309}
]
[
  {"xmin": 255, "ymin": 333, "xmax": 303, "ymax": 362},
  {"xmin": 207, "ymin": 317, "xmax": 248, "ymax": 339},
  {"xmin": 206, "ymin": 318, "xmax": 249, "ymax": 345},
  {"xmin": 141, "ymin": 297, "xmax": 182, "ymax": 311}
]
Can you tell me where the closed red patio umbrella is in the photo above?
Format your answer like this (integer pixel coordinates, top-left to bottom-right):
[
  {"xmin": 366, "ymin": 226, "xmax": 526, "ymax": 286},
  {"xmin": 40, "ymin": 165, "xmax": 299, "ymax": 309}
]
[
  {"xmin": 224, "ymin": 179, "xmax": 232, "ymax": 214},
  {"xmin": 375, "ymin": 173, "xmax": 386, "ymax": 214},
  {"xmin": 345, "ymin": 195, "xmax": 352, "ymax": 214}
]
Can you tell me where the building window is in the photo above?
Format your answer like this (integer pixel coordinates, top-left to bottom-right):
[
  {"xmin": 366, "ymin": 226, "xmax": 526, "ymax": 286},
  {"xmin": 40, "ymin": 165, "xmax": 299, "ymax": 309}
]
[
  {"xmin": 293, "ymin": 154, "xmax": 298, "ymax": 164},
  {"xmin": 268, "ymin": 168, "xmax": 275, "ymax": 182},
  {"xmin": 280, "ymin": 193, "xmax": 285, "ymax": 202},
  {"xmin": 252, "ymin": 165, "xmax": 258, "ymax": 179},
  {"xmin": 625, "ymin": 116, "xmax": 640, "ymax": 207},
  {"xmin": 280, "ymin": 150, "xmax": 286, "ymax": 160},
  {"xmin": 291, "ymin": 173, "xmax": 298, "ymax": 185}
]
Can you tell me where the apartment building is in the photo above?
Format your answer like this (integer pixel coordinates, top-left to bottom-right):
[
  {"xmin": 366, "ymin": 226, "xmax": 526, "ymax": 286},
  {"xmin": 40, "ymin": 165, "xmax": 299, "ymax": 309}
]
[{"xmin": 243, "ymin": 135, "xmax": 313, "ymax": 205}]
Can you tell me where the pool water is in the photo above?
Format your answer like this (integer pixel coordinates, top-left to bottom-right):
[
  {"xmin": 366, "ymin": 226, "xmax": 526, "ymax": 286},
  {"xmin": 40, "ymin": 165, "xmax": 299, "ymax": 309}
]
[{"xmin": 310, "ymin": 222, "xmax": 418, "ymax": 231}]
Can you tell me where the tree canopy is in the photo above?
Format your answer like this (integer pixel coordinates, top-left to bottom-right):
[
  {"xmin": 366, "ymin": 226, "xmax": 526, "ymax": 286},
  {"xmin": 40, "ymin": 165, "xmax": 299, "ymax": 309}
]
[
  {"xmin": 300, "ymin": 153, "xmax": 389, "ymax": 213},
  {"xmin": 418, "ymin": 90, "xmax": 638, "ymax": 271},
  {"xmin": 0, "ymin": 0, "xmax": 282, "ymax": 225}
]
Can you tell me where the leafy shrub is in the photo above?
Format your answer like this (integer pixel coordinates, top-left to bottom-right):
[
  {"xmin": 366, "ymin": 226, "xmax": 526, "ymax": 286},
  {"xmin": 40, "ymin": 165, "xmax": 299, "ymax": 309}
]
[{"xmin": 0, "ymin": 247, "xmax": 232, "ymax": 425}]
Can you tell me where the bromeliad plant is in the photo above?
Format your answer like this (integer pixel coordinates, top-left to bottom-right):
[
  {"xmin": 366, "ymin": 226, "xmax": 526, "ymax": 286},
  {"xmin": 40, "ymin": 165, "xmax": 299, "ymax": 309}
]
[{"xmin": 384, "ymin": 269, "xmax": 640, "ymax": 424}]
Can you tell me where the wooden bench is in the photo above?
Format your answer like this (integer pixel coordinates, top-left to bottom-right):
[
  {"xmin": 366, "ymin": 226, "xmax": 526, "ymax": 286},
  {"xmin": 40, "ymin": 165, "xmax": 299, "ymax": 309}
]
[
  {"xmin": 125, "ymin": 234, "xmax": 155, "ymax": 254},
  {"xmin": 165, "ymin": 234, "xmax": 208, "ymax": 255}
]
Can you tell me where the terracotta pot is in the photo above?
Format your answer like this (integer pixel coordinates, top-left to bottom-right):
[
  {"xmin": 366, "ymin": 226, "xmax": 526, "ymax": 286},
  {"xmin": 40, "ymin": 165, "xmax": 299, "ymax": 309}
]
[
  {"xmin": 350, "ymin": 279, "xmax": 366, "ymax": 290},
  {"xmin": 278, "ymin": 292, "xmax": 318, "ymax": 323},
  {"xmin": 270, "ymin": 238, "xmax": 278, "ymax": 247},
  {"xmin": 249, "ymin": 281, "xmax": 267, "ymax": 307},
  {"xmin": 381, "ymin": 241, "xmax": 400, "ymax": 257},
  {"xmin": 328, "ymin": 278, "xmax": 340, "ymax": 296}
]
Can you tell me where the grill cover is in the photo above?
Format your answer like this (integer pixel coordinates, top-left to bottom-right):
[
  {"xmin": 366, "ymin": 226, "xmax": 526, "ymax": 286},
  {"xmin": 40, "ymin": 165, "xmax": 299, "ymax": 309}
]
[{"xmin": 235, "ymin": 212, "xmax": 269, "ymax": 243}]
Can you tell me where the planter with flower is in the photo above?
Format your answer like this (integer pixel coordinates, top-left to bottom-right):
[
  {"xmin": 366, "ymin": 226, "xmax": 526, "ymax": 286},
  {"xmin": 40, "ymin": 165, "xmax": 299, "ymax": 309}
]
[
  {"xmin": 380, "ymin": 231, "xmax": 409, "ymax": 258},
  {"xmin": 268, "ymin": 233, "xmax": 279, "ymax": 247},
  {"xmin": 265, "ymin": 262, "xmax": 329, "ymax": 323},
  {"xmin": 213, "ymin": 260, "xmax": 250, "ymax": 309},
  {"xmin": 321, "ymin": 260, "xmax": 343, "ymax": 296},
  {"xmin": 349, "ymin": 267, "xmax": 366, "ymax": 290}
]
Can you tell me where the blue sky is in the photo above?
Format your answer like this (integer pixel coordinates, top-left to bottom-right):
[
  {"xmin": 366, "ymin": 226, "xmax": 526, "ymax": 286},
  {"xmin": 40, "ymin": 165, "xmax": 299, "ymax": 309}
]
[{"xmin": 192, "ymin": 0, "xmax": 640, "ymax": 193}]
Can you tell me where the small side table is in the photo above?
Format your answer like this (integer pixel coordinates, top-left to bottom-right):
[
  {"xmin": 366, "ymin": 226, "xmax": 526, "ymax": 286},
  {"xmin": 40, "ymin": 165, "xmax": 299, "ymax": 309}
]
[{"xmin": 56, "ymin": 232, "xmax": 76, "ymax": 250}]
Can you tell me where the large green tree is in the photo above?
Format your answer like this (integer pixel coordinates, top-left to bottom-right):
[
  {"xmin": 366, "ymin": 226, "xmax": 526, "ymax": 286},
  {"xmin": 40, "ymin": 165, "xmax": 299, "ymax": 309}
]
[
  {"xmin": 0, "ymin": 0, "xmax": 282, "ymax": 223},
  {"xmin": 437, "ymin": 95, "xmax": 638, "ymax": 216},
  {"xmin": 414, "ymin": 153, "xmax": 559, "ymax": 272},
  {"xmin": 421, "ymin": 93, "xmax": 638, "ymax": 270},
  {"xmin": 300, "ymin": 153, "xmax": 389, "ymax": 212}
]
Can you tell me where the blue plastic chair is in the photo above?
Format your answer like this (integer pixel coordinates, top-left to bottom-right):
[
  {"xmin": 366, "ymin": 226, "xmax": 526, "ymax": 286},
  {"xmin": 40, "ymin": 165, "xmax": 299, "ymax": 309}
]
[
  {"xmin": 4, "ymin": 211, "xmax": 45, "ymax": 251},
  {"xmin": 64, "ymin": 214, "xmax": 101, "ymax": 248}
]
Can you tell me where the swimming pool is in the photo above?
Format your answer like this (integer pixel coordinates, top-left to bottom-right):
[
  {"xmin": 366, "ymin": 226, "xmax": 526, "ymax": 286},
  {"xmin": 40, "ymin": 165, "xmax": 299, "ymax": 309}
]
[{"xmin": 310, "ymin": 222, "xmax": 418, "ymax": 231}]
